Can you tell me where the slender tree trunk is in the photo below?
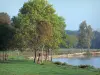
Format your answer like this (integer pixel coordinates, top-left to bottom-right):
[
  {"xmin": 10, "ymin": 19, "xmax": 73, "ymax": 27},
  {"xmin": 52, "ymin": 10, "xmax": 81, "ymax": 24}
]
[
  {"xmin": 37, "ymin": 52, "xmax": 41, "ymax": 64},
  {"xmin": 34, "ymin": 50, "xmax": 37, "ymax": 63},
  {"xmin": 3, "ymin": 51, "xmax": 5, "ymax": 62},
  {"xmin": 0, "ymin": 52, "xmax": 1, "ymax": 61},
  {"xmin": 51, "ymin": 49, "xmax": 52, "ymax": 62},
  {"xmin": 5, "ymin": 52, "xmax": 7, "ymax": 61},
  {"xmin": 47, "ymin": 49, "xmax": 49, "ymax": 61},
  {"xmin": 5, "ymin": 51, "xmax": 8, "ymax": 61},
  {"xmin": 41, "ymin": 44, "xmax": 44, "ymax": 63},
  {"xmin": 45, "ymin": 50, "xmax": 48, "ymax": 61},
  {"xmin": 47, "ymin": 49, "xmax": 50, "ymax": 61}
]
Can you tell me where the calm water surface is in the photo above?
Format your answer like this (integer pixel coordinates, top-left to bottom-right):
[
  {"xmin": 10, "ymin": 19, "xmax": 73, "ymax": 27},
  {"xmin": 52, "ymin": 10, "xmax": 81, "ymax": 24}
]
[{"xmin": 53, "ymin": 56, "xmax": 100, "ymax": 68}]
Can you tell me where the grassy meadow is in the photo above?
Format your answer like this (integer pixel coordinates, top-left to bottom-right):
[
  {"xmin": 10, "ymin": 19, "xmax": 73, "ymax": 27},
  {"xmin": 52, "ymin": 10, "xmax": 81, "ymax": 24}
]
[
  {"xmin": 0, "ymin": 59, "xmax": 100, "ymax": 75},
  {"xmin": 0, "ymin": 50, "xmax": 100, "ymax": 75}
]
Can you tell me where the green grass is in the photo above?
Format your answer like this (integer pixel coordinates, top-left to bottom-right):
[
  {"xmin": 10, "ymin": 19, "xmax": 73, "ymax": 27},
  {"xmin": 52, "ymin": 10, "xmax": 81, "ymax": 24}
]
[{"xmin": 0, "ymin": 60, "xmax": 100, "ymax": 75}]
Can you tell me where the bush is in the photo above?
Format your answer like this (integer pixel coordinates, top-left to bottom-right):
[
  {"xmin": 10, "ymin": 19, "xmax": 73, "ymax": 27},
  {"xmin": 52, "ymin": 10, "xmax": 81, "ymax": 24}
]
[
  {"xmin": 54, "ymin": 61, "xmax": 62, "ymax": 65},
  {"xmin": 40, "ymin": 63, "xmax": 44, "ymax": 65},
  {"xmin": 78, "ymin": 65, "xmax": 94, "ymax": 69},
  {"xmin": 54, "ymin": 61, "xmax": 68, "ymax": 66}
]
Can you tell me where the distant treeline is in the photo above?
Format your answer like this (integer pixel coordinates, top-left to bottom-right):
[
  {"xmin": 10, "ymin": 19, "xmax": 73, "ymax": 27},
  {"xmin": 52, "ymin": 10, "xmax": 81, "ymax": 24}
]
[{"xmin": 65, "ymin": 30, "xmax": 100, "ymax": 49}]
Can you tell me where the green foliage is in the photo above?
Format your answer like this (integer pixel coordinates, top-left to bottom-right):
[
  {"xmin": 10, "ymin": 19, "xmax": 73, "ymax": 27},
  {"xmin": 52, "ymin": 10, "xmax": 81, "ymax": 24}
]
[
  {"xmin": 12, "ymin": 0, "xmax": 54, "ymax": 49},
  {"xmin": 66, "ymin": 35, "xmax": 78, "ymax": 48},
  {"xmin": 12, "ymin": 0, "xmax": 66, "ymax": 52},
  {"xmin": 10, "ymin": 0, "xmax": 67, "ymax": 63},
  {"xmin": 0, "ymin": 24, "xmax": 15, "ymax": 50},
  {"xmin": 46, "ymin": 16, "xmax": 66, "ymax": 50},
  {"xmin": 0, "ymin": 12, "xmax": 15, "ymax": 50}
]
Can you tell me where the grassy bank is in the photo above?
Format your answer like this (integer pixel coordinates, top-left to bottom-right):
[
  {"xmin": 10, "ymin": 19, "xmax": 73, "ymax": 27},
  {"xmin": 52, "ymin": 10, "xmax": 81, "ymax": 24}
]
[{"xmin": 0, "ymin": 60, "xmax": 100, "ymax": 75}]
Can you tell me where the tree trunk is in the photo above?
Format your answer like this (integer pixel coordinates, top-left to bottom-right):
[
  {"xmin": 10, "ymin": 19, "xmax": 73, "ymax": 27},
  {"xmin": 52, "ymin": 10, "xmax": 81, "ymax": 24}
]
[
  {"xmin": 45, "ymin": 50, "xmax": 48, "ymax": 61},
  {"xmin": 5, "ymin": 52, "xmax": 7, "ymax": 61},
  {"xmin": 47, "ymin": 49, "xmax": 50, "ymax": 61},
  {"xmin": 34, "ymin": 50, "xmax": 37, "ymax": 63},
  {"xmin": 0, "ymin": 52, "xmax": 1, "ymax": 61},
  {"xmin": 41, "ymin": 44, "xmax": 44, "ymax": 63},
  {"xmin": 5, "ymin": 52, "xmax": 8, "ymax": 61},
  {"xmin": 3, "ymin": 51, "xmax": 5, "ymax": 62},
  {"xmin": 51, "ymin": 49, "xmax": 52, "ymax": 62},
  {"xmin": 37, "ymin": 52, "xmax": 41, "ymax": 64}
]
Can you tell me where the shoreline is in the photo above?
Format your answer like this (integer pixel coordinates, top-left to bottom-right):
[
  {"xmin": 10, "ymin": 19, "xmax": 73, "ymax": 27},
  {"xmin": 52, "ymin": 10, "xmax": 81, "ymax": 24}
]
[
  {"xmin": 53, "ymin": 51, "xmax": 100, "ymax": 58},
  {"xmin": 27, "ymin": 51, "xmax": 100, "ymax": 60}
]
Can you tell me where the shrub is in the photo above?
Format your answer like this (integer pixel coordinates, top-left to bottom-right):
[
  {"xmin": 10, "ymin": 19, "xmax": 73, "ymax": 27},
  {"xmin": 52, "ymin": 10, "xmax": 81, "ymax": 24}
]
[
  {"xmin": 78, "ymin": 65, "xmax": 94, "ymax": 69},
  {"xmin": 54, "ymin": 61, "xmax": 62, "ymax": 65},
  {"xmin": 40, "ymin": 63, "xmax": 44, "ymax": 65}
]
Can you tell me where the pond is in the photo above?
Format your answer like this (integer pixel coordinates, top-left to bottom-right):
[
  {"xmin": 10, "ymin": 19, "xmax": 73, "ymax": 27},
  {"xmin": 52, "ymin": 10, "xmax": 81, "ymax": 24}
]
[{"xmin": 52, "ymin": 56, "xmax": 100, "ymax": 68}]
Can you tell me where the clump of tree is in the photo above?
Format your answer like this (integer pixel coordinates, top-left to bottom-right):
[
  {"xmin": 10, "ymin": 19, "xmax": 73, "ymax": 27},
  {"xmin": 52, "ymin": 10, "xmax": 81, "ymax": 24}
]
[
  {"xmin": 0, "ymin": 12, "xmax": 15, "ymax": 61},
  {"xmin": 78, "ymin": 21, "xmax": 93, "ymax": 49},
  {"xmin": 0, "ymin": 12, "xmax": 11, "ymax": 25},
  {"xmin": 12, "ymin": 0, "xmax": 66, "ymax": 63}
]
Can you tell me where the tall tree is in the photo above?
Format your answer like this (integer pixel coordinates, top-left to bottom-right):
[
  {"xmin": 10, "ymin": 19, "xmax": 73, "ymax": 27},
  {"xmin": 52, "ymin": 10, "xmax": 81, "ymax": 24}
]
[
  {"xmin": 36, "ymin": 20, "xmax": 52, "ymax": 63},
  {"xmin": 12, "ymin": 0, "xmax": 66, "ymax": 63},
  {"xmin": 45, "ymin": 16, "xmax": 66, "ymax": 61},
  {"xmin": 86, "ymin": 25, "xmax": 93, "ymax": 48},
  {"xmin": 0, "ymin": 12, "xmax": 14, "ymax": 50},
  {"xmin": 0, "ymin": 12, "xmax": 14, "ymax": 61},
  {"xmin": 78, "ymin": 21, "xmax": 87, "ymax": 48},
  {"xmin": 78, "ymin": 21, "xmax": 92, "ymax": 49}
]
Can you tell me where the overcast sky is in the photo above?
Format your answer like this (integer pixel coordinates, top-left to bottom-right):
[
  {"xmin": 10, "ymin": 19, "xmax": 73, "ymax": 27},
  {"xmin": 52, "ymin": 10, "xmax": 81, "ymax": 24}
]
[{"xmin": 0, "ymin": 0, "xmax": 100, "ymax": 30}]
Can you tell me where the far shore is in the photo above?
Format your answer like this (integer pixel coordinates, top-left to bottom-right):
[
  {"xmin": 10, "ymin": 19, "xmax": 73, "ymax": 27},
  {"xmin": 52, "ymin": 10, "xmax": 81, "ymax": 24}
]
[
  {"xmin": 53, "ymin": 51, "xmax": 100, "ymax": 58},
  {"xmin": 27, "ymin": 51, "xmax": 100, "ymax": 60}
]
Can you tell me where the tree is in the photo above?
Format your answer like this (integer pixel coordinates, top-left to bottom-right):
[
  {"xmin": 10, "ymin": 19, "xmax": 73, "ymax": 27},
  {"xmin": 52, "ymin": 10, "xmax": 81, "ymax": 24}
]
[
  {"xmin": 78, "ymin": 21, "xmax": 87, "ymax": 48},
  {"xmin": 36, "ymin": 20, "xmax": 52, "ymax": 63},
  {"xmin": 0, "ymin": 12, "xmax": 11, "ymax": 25},
  {"xmin": 0, "ymin": 12, "xmax": 14, "ymax": 61},
  {"xmin": 12, "ymin": 0, "xmax": 66, "ymax": 63},
  {"xmin": 86, "ymin": 25, "xmax": 92, "ymax": 48},
  {"xmin": 45, "ymin": 16, "xmax": 66, "ymax": 61},
  {"xmin": 78, "ymin": 21, "xmax": 92, "ymax": 49}
]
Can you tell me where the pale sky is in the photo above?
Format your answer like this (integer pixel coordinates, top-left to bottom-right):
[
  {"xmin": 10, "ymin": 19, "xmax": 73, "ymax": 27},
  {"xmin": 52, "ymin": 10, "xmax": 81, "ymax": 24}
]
[{"xmin": 0, "ymin": 0, "xmax": 100, "ymax": 30}]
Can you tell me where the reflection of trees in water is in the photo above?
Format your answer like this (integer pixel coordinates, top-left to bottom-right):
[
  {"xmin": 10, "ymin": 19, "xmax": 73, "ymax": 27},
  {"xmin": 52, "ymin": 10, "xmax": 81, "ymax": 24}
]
[{"xmin": 78, "ymin": 56, "xmax": 91, "ymax": 60}]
